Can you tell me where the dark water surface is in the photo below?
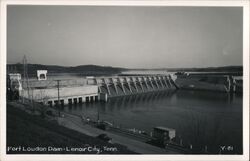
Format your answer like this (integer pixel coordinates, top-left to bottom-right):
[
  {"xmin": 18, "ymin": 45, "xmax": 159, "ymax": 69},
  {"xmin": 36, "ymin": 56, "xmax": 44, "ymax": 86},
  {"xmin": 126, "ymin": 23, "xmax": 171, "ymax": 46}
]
[{"xmin": 63, "ymin": 90, "xmax": 242, "ymax": 154}]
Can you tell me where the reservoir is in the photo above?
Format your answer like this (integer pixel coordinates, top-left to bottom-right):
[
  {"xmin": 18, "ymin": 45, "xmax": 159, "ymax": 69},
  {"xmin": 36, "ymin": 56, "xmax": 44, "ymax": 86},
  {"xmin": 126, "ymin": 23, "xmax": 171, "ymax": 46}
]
[
  {"xmin": 63, "ymin": 89, "xmax": 243, "ymax": 154},
  {"xmin": 19, "ymin": 71, "xmax": 242, "ymax": 154}
]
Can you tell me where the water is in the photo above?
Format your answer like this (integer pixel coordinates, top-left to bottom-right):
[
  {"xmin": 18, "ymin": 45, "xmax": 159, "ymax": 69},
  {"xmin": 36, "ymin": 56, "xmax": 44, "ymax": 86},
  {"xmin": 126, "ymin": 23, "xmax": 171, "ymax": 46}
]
[
  {"xmin": 63, "ymin": 90, "xmax": 242, "ymax": 154},
  {"xmin": 41, "ymin": 71, "xmax": 242, "ymax": 154}
]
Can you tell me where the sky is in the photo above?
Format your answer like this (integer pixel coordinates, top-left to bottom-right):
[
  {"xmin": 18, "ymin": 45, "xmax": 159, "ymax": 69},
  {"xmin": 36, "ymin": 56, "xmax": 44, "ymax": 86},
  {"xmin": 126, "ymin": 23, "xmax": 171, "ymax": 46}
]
[{"xmin": 7, "ymin": 6, "xmax": 243, "ymax": 68}]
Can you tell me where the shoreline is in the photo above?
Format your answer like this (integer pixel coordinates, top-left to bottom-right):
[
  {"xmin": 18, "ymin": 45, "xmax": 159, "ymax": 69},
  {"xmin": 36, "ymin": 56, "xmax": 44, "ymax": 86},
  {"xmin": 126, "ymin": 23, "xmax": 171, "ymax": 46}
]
[
  {"xmin": 6, "ymin": 101, "xmax": 136, "ymax": 154},
  {"xmin": 7, "ymin": 101, "xmax": 181, "ymax": 154}
]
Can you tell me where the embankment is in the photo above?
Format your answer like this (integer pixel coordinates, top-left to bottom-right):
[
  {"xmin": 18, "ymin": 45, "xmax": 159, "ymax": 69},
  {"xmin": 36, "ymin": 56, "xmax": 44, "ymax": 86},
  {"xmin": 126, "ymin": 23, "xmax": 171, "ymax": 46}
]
[{"xmin": 7, "ymin": 102, "xmax": 135, "ymax": 154}]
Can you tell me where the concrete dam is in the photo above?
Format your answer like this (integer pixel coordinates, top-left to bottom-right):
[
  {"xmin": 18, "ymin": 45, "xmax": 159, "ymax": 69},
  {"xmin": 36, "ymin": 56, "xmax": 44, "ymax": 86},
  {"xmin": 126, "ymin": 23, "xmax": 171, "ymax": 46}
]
[
  {"xmin": 9, "ymin": 71, "xmax": 178, "ymax": 106},
  {"xmin": 87, "ymin": 75, "xmax": 178, "ymax": 97},
  {"xmin": 8, "ymin": 70, "xmax": 241, "ymax": 107}
]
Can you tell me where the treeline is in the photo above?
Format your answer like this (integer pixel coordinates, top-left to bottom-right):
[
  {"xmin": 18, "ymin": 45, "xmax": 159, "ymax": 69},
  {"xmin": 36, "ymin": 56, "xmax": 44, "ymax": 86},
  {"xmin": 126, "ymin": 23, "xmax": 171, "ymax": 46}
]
[
  {"xmin": 166, "ymin": 66, "xmax": 243, "ymax": 72},
  {"xmin": 7, "ymin": 63, "xmax": 243, "ymax": 76},
  {"xmin": 7, "ymin": 63, "xmax": 127, "ymax": 76}
]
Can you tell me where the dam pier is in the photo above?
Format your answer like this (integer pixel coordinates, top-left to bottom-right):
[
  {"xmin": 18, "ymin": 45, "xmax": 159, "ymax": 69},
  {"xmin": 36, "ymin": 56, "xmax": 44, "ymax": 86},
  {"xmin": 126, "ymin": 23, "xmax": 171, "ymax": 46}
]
[{"xmin": 87, "ymin": 75, "xmax": 178, "ymax": 97}]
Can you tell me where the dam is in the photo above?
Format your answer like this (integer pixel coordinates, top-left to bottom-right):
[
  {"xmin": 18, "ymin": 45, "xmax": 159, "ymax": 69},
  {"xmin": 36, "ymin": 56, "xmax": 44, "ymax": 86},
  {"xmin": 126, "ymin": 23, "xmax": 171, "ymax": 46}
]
[
  {"xmin": 87, "ymin": 75, "xmax": 178, "ymax": 97},
  {"xmin": 7, "ymin": 69, "xmax": 242, "ymax": 107},
  {"xmin": 8, "ymin": 70, "xmax": 179, "ymax": 106}
]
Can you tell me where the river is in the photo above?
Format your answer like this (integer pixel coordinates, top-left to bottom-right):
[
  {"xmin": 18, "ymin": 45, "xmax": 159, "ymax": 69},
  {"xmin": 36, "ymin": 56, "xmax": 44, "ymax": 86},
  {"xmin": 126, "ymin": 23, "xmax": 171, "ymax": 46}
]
[
  {"xmin": 62, "ymin": 89, "xmax": 242, "ymax": 154},
  {"xmin": 41, "ymin": 71, "xmax": 242, "ymax": 154}
]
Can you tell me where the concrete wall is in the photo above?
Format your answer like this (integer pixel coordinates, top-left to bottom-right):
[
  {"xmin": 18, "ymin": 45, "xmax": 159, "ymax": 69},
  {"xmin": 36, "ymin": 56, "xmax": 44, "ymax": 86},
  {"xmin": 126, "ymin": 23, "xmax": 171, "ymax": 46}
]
[
  {"xmin": 22, "ymin": 78, "xmax": 87, "ymax": 89},
  {"xmin": 20, "ymin": 85, "xmax": 99, "ymax": 105},
  {"xmin": 19, "ymin": 75, "xmax": 178, "ymax": 104}
]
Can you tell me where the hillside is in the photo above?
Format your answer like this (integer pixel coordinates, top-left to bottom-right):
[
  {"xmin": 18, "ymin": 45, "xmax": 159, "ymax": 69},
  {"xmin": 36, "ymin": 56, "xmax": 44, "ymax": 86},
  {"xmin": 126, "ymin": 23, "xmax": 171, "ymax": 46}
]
[
  {"xmin": 165, "ymin": 66, "xmax": 243, "ymax": 73},
  {"xmin": 7, "ymin": 64, "xmax": 127, "ymax": 76},
  {"xmin": 7, "ymin": 63, "xmax": 243, "ymax": 76},
  {"xmin": 7, "ymin": 103, "xmax": 135, "ymax": 154}
]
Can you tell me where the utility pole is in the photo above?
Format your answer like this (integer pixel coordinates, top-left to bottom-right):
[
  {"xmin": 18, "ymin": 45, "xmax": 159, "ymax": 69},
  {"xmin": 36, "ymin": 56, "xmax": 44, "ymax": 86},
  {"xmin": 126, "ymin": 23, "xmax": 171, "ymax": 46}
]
[
  {"xmin": 23, "ymin": 56, "xmax": 30, "ymax": 103},
  {"xmin": 97, "ymin": 106, "xmax": 100, "ymax": 122},
  {"xmin": 56, "ymin": 80, "xmax": 61, "ymax": 117},
  {"xmin": 23, "ymin": 55, "xmax": 34, "ymax": 111}
]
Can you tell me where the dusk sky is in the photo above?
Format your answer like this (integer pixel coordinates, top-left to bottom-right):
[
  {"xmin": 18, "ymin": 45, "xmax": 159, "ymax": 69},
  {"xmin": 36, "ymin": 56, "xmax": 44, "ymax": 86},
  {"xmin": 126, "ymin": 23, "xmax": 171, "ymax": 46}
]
[{"xmin": 7, "ymin": 6, "xmax": 243, "ymax": 68}]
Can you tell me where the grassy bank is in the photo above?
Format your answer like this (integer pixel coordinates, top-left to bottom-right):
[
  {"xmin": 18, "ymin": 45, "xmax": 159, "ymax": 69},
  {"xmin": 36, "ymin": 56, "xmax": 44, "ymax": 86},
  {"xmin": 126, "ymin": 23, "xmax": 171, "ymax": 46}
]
[{"xmin": 7, "ymin": 102, "xmax": 136, "ymax": 154}]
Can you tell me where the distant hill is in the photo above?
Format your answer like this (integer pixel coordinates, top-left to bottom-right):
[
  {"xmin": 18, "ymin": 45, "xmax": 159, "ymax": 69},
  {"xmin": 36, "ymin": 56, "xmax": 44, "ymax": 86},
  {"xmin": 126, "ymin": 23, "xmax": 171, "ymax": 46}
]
[
  {"xmin": 165, "ymin": 66, "xmax": 243, "ymax": 72},
  {"xmin": 124, "ymin": 66, "xmax": 243, "ymax": 73},
  {"xmin": 7, "ymin": 64, "xmax": 127, "ymax": 76},
  {"xmin": 7, "ymin": 63, "xmax": 243, "ymax": 76}
]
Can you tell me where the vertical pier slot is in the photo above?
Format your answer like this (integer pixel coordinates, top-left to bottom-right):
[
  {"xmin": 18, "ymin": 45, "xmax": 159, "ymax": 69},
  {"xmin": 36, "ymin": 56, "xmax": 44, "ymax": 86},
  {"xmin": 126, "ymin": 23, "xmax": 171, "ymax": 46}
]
[
  {"xmin": 48, "ymin": 101, "xmax": 53, "ymax": 107},
  {"xmin": 73, "ymin": 98, "xmax": 78, "ymax": 104},
  {"xmin": 86, "ymin": 96, "xmax": 90, "ymax": 103},
  {"xmin": 60, "ymin": 100, "xmax": 64, "ymax": 106},
  {"xmin": 95, "ymin": 96, "xmax": 98, "ymax": 102},
  {"xmin": 54, "ymin": 100, "xmax": 58, "ymax": 107},
  {"xmin": 90, "ymin": 96, "xmax": 94, "ymax": 102},
  {"xmin": 68, "ymin": 98, "xmax": 72, "ymax": 104},
  {"xmin": 79, "ymin": 97, "xmax": 83, "ymax": 104}
]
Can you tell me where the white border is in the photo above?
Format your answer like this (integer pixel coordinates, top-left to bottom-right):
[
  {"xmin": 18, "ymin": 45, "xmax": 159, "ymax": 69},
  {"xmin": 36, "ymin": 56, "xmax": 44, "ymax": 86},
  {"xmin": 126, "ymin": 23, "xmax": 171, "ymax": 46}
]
[{"xmin": 0, "ymin": 1, "xmax": 249, "ymax": 161}]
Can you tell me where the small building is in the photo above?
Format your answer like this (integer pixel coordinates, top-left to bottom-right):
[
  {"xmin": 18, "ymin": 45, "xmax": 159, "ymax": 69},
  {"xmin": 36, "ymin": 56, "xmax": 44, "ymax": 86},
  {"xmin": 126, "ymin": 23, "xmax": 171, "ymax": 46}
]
[
  {"xmin": 153, "ymin": 126, "xmax": 176, "ymax": 142},
  {"xmin": 7, "ymin": 73, "xmax": 22, "ymax": 100},
  {"xmin": 8, "ymin": 73, "xmax": 22, "ymax": 91},
  {"xmin": 86, "ymin": 76, "xmax": 97, "ymax": 85},
  {"xmin": 37, "ymin": 70, "xmax": 47, "ymax": 80}
]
